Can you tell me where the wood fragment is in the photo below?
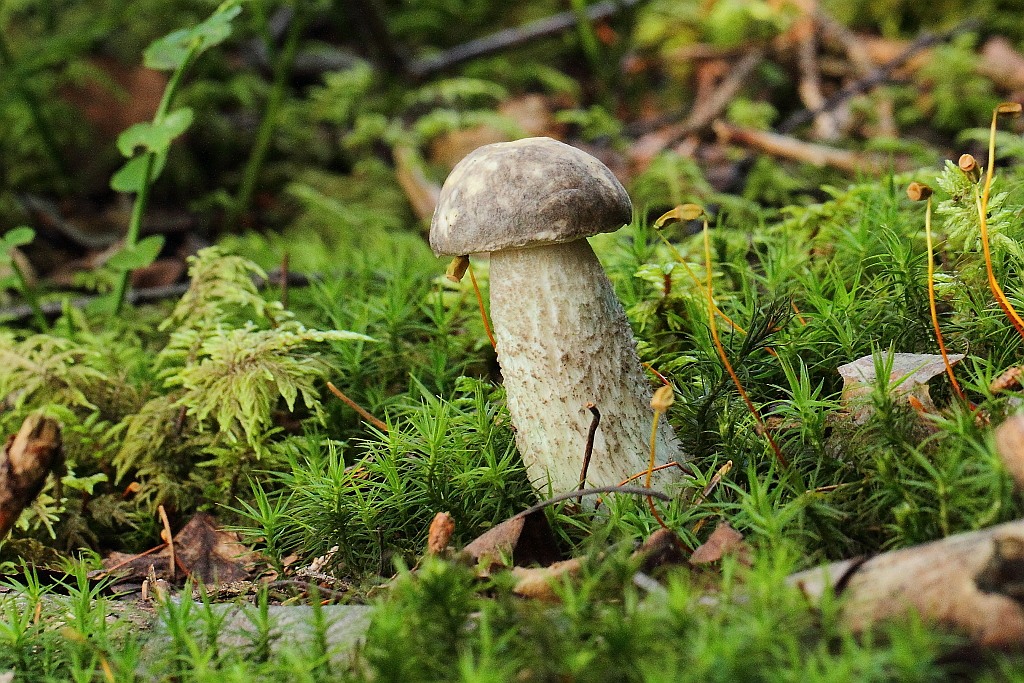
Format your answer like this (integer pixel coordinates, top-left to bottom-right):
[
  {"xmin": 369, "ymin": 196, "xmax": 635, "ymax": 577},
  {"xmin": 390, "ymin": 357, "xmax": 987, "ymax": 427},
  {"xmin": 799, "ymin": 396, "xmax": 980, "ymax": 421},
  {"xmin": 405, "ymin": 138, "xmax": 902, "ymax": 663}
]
[
  {"xmin": 793, "ymin": 8, "xmax": 839, "ymax": 140},
  {"xmin": 631, "ymin": 49, "xmax": 765, "ymax": 168},
  {"xmin": 713, "ymin": 121, "xmax": 911, "ymax": 174},
  {"xmin": 778, "ymin": 18, "xmax": 980, "ymax": 134},
  {"xmin": 393, "ymin": 146, "xmax": 441, "ymax": 222},
  {"xmin": 788, "ymin": 518, "xmax": 1024, "ymax": 647},
  {"xmin": 406, "ymin": 0, "xmax": 640, "ymax": 77},
  {"xmin": 0, "ymin": 414, "xmax": 62, "ymax": 539}
]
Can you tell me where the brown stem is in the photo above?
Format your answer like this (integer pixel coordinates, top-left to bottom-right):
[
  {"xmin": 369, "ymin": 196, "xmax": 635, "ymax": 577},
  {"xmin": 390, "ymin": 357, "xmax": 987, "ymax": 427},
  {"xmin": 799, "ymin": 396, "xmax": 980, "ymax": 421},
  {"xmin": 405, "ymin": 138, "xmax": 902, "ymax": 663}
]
[
  {"xmin": 576, "ymin": 404, "xmax": 601, "ymax": 495},
  {"xmin": 326, "ymin": 382, "xmax": 389, "ymax": 432}
]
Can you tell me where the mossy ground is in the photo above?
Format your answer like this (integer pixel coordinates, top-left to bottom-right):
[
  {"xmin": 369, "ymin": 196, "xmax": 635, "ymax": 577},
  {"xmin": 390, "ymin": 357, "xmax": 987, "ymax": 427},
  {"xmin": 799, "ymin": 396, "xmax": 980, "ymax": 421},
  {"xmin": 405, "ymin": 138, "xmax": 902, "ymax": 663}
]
[{"xmin": 3, "ymin": 0, "xmax": 1024, "ymax": 679}]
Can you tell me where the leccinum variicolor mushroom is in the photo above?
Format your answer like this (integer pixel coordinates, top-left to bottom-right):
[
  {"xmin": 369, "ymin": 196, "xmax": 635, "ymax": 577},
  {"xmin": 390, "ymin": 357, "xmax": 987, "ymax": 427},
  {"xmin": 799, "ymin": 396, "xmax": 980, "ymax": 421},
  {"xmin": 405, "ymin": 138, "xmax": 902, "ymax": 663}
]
[{"xmin": 429, "ymin": 137, "xmax": 685, "ymax": 494}]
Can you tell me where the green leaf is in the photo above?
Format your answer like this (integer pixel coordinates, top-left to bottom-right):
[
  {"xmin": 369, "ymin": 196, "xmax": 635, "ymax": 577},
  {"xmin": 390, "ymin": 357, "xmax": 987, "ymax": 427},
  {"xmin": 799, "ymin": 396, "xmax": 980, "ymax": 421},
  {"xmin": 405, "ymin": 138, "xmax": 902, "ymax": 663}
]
[
  {"xmin": 2, "ymin": 226, "xmax": 35, "ymax": 249},
  {"xmin": 116, "ymin": 108, "xmax": 194, "ymax": 157},
  {"xmin": 106, "ymin": 235, "xmax": 166, "ymax": 272},
  {"xmin": 144, "ymin": 2, "xmax": 243, "ymax": 70},
  {"xmin": 111, "ymin": 152, "xmax": 167, "ymax": 193}
]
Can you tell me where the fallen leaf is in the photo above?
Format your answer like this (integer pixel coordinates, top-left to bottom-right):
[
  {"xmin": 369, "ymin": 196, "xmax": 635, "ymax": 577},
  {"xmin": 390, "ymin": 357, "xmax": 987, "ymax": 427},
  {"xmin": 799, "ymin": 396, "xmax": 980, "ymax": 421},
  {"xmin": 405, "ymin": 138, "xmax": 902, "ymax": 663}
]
[
  {"xmin": 460, "ymin": 508, "xmax": 561, "ymax": 575},
  {"xmin": 990, "ymin": 366, "xmax": 1024, "ymax": 393},
  {"xmin": 995, "ymin": 414, "xmax": 1024, "ymax": 491},
  {"xmin": 100, "ymin": 513, "xmax": 254, "ymax": 585},
  {"xmin": 511, "ymin": 558, "xmax": 582, "ymax": 601},
  {"xmin": 632, "ymin": 528, "xmax": 686, "ymax": 573},
  {"xmin": 837, "ymin": 352, "xmax": 964, "ymax": 424},
  {"xmin": 689, "ymin": 522, "xmax": 749, "ymax": 566},
  {"xmin": 174, "ymin": 513, "xmax": 254, "ymax": 585}
]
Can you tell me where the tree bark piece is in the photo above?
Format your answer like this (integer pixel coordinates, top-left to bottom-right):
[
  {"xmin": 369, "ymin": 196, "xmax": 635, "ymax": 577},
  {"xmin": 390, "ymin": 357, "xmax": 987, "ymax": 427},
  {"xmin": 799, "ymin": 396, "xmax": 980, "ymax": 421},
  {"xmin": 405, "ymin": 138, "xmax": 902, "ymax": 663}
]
[
  {"xmin": 0, "ymin": 414, "xmax": 62, "ymax": 538},
  {"xmin": 788, "ymin": 519, "xmax": 1024, "ymax": 647},
  {"xmin": 713, "ymin": 121, "xmax": 911, "ymax": 174}
]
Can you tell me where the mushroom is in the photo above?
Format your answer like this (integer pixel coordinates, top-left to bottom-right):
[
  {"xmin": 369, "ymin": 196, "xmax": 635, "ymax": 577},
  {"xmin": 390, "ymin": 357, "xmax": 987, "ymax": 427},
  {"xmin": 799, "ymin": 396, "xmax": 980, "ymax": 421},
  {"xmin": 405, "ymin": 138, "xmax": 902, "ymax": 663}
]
[{"xmin": 430, "ymin": 137, "xmax": 685, "ymax": 494}]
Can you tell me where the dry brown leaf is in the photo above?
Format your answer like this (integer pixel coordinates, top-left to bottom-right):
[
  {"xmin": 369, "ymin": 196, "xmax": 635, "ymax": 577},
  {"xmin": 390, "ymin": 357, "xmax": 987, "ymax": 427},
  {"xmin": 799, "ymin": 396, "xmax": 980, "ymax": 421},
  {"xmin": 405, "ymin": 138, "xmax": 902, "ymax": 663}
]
[
  {"xmin": 837, "ymin": 352, "xmax": 964, "ymax": 424},
  {"xmin": 689, "ymin": 522, "xmax": 750, "ymax": 566},
  {"xmin": 460, "ymin": 509, "xmax": 561, "ymax": 575},
  {"xmin": 427, "ymin": 511, "xmax": 455, "ymax": 555},
  {"xmin": 100, "ymin": 513, "xmax": 254, "ymax": 585},
  {"xmin": 632, "ymin": 528, "xmax": 686, "ymax": 573},
  {"xmin": 60, "ymin": 57, "xmax": 167, "ymax": 140},
  {"xmin": 991, "ymin": 366, "xmax": 1024, "ymax": 393},
  {"xmin": 511, "ymin": 558, "xmax": 582, "ymax": 601},
  {"xmin": 174, "ymin": 513, "xmax": 254, "ymax": 585},
  {"xmin": 995, "ymin": 414, "xmax": 1024, "ymax": 491}
]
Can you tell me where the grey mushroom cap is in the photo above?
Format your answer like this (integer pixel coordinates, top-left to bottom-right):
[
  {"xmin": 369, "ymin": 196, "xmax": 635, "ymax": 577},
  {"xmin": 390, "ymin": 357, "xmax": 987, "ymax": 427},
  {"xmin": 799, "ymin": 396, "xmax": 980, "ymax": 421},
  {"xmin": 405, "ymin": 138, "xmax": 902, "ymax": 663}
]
[{"xmin": 429, "ymin": 137, "xmax": 632, "ymax": 257}]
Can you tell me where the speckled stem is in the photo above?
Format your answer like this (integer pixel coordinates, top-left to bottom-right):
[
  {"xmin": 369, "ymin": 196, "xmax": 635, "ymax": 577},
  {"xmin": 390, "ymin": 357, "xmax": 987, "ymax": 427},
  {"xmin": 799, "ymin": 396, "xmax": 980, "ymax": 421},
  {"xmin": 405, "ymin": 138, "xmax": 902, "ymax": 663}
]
[{"xmin": 489, "ymin": 239, "xmax": 686, "ymax": 494}]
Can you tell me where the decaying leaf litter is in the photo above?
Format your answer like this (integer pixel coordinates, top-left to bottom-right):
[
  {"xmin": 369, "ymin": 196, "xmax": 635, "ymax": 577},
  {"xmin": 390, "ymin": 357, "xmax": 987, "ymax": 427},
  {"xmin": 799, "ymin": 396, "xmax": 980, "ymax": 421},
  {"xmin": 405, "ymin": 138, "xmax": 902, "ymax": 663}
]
[{"xmin": 5, "ymin": 0, "xmax": 1024, "ymax": 678}]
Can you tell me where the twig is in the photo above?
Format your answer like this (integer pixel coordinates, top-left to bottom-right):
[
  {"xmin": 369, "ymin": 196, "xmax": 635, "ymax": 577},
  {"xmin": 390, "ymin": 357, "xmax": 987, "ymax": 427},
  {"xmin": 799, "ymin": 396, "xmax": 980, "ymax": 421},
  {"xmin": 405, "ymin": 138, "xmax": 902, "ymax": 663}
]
[
  {"xmin": 0, "ymin": 271, "xmax": 312, "ymax": 324},
  {"xmin": 793, "ymin": 10, "xmax": 838, "ymax": 140},
  {"xmin": 158, "ymin": 505, "xmax": 175, "ymax": 581},
  {"xmin": 407, "ymin": 0, "xmax": 641, "ymax": 77},
  {"xmin": 616, "ymin": 461, "xmax": 687, "ymax": 486},
  {"xmin": 713, "ymin": 121, "xmax": 910, "ymax": 175},
  {"xmin": 326, "ymin": 382, "xmax": 389, "ymax": 432},
  {"xmin": 813, "ymin": 8, "xmax": 873, "ymax": 76},
  {"xmin": 778, "ymin": 18, "xmax": 981, "ymax": 134},
  {"xmin": 576, "ymin": 404, "xmax": 601, "ymax": 497},
  {"xmin": 631, "ymin": 48, "xmax": 764, "ymax": 160},
  {"xmin": 93, "ymin": 542, "xmax": 168, "ymax": 579},
  {"xmin": 520, "ymin": 485, "xmax": 671, "ymax": 518},
  {"xmin": 702, "ymin": 219, "xmax": 787, "ymax": 469}
]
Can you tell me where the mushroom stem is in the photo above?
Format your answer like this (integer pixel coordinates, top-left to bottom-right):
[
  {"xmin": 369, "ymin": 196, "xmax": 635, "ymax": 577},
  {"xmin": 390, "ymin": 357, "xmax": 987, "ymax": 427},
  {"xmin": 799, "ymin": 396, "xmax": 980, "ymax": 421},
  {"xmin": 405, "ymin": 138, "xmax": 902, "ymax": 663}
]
[{"xmin": 489, "ymin": 239, "xmax": 684, "ymax": 493}]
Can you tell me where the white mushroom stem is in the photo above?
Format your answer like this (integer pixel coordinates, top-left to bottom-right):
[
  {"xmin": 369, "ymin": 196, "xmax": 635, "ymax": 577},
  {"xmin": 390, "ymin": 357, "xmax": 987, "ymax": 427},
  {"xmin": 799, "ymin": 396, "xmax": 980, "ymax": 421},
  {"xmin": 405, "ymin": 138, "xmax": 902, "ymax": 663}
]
[{"xmin": 488, "ymin": 239, "xmax": 685, "ymax": 493}]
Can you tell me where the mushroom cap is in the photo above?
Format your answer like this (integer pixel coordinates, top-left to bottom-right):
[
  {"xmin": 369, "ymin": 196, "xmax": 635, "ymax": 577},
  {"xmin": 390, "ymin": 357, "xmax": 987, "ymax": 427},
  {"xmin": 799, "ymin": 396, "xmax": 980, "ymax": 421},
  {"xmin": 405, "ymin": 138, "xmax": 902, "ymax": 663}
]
[{"xmin": 429, "ymin": 137, "xmax": 632, "ymax": 256}]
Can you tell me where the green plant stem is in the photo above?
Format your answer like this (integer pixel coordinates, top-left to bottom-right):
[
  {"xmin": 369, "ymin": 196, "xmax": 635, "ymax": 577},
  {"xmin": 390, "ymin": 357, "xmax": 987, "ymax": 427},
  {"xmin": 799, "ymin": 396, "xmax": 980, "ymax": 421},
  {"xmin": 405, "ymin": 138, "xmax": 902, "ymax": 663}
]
[
  {"xmin": 229, "ymin": 6, "xmax": 305, "ymax": 228},
  {"xmin": 0, "ymin": 32, "xmax": 72, "ymax": 188},
  {"xmin": 112, "ymin": 54, "xmax": 195, "ymax": 315},
  {"xmin": 9, "ymin": 257, "xmax": 47, "ymax": 331}
]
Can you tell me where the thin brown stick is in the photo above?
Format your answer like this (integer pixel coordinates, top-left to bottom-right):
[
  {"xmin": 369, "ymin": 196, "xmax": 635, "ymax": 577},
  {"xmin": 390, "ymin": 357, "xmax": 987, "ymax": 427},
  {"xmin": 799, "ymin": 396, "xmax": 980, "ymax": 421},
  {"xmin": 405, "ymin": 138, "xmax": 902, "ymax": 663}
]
[
  {"xmin": 778, "ymin": 18, "xmax": 980, "ymax": 133},
  {"xmin": 617, "ymin": 461, "xmax": 687, "ymax": 487},
  {"xmin": 157, "ymin": 504, "xmax": 175, "ymax": 581},
  {"xmin": 703, "ymin": 222, "xmax": 788, "ymax": 469},
  {"xmin": 406, "ymin": 0, "xmax": 641, "ymax": 77},
  {"xmin": 576, "ymin": 404, "xmax": 601, "ymax": 495},
  {"xmin": 713, "ymin": 121, "xmax": 909, "ymax": 175},
  {"xmin": 94, "ymin": 543, "xmax": 168, "ymax": 578},
  {"xmin": 468, "ymin": 263, "xmax": 497, "ymax": 350},
  {"xmin": 326, "ymin": 382, "xmax": 389, "ymax": 432},
  {"xmin": 519, "ymin": 485, "xmax": 672, "ymax": 518},
  {"xmin": 794, "ymin": 9, "xmax": 838, "ymax": 140},
  {"xmin": 633, "ymin": 48, "xmax": 764, "ymax": 159}
]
